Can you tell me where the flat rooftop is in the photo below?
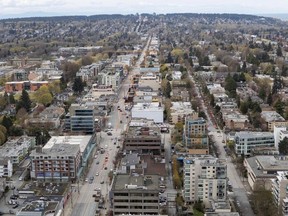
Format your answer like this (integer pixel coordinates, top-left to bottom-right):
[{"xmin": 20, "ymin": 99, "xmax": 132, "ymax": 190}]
[
  {"xmin": 31, "ymin": 144, "xmax": 80, "ymax": 157},
  {"xmin": 261, "ymin": 111, "xmax": 285, "ymax": 122},
  {"xmin": 43, "ymin": 135, "xmax": 92, "ymax": 153},
  {"xmin": 113, "ymin": 174, "xmax": 159, "ymax": 191},
  {"xmin": 235, "ymin": 131, "xmax": 274, "ymax": 138}
]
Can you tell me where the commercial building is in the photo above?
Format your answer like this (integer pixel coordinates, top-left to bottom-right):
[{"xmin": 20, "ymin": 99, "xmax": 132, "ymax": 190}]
[
  {"xmin": 131, "ymin": 102, "xmax": 164, "ymax": 123},
  {"xmin": 261, "ymin": 111, "xmax": 288, "ymax": 132},
  {"xmin": 234, "ymin": 131, "xmax": 274, "ymax": 156},
  {"xmin": 183, "ymin": 156, "xmax": 227, "ymax": 205},
  {"xmin": 111, "ymin": 174, "xmax": 160, "ymax": 215},
  {"xmin": 271, "ymin": 171, "xmax": 288, "ymax": 216},
  {"xmin": 244, "ymin": 156, "xmax": 288, "ymax": 190},
  {"xmin": 0, "ymin": 157, "xmax": 13, "ymax": 177},
  {"xmin": 30, "ymin": 144, "xmax": 81, "ymax": 181},
  {"xmin": 30, "ymin": 135, "xmax": 96, "ymax": 181},
  {"xmin": 65, "ymin": 104, "xmax": 96, "ymax": 134},
  {"xmin": 183, "ymin": 115, "xmax": 209, "ymax": 154},
  {"xmin": 123, "ymin": 126, "xmax": 162, "ymax": 155}
]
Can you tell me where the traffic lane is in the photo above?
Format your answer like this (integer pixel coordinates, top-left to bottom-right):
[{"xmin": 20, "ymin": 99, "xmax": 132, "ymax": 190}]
[{"xmin": 234, "ymin": 188, "xmax": 255, "ymax": 216}]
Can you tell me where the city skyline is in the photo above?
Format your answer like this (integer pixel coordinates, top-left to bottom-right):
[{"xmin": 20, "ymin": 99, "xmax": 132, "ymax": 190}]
[{"xmin": 0, "ymin": 0, "xmax": 288, "ymax": 19}]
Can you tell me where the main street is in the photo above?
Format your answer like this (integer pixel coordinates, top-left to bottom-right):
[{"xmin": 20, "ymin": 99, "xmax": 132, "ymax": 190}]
[
  {"xmin": 70, "ymin": 35, "xmax": 152, "ymax": 216},
  {"xmin": 189, "ymin": 74, "xmax": 254, "ymax": 216}
]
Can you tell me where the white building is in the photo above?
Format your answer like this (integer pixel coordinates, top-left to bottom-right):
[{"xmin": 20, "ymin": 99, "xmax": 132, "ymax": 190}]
[
  {"xmin": 274, "ymin": 126, "xmax": 288, "ymax": 151},
  {"xmin": 0, "ymin": 157, "xmax": 13, "ymax": 177},
  {"xmin": 183, "ymin": 156, "xmax": 227, "ymax": 205},
  {"xmin": 271, "ymin": 171, "xmax": 288, "ymax": 216},
  {"xmin": 131, "ymin": 102, "xmax": 164, "ymax": 123},
  {"xmin": 172, "ymin": 71, "xmax": 182, "ymax": 80},
  {"xmin": 234, "ymin": 132, "xmax": 274, "ymax": 156},
  {"xmin": 0, "ymin": 136, "xmax": 35, "ymax": 164}
]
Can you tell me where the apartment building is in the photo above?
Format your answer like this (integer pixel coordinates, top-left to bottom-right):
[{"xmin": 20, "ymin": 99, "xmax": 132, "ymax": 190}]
[
  {"xmin": 169, "ymin": 102, "xmax": 197, "ymax": 125},
  {"xmin": 234, "ymin": 131, "xmax": 274, "ymax": 156},
  {"xmin": 30, "ymin": 144, "xmax": 81, "ymax": 181},
  {"xmin": 5, "ymin": 81, "xmax": 49, "ymax": 93},
  {"xmin": 65, "ymin": 103, "xmax": 95, "ymax": 134},
  {"xmin": 183, "ymin": 156, "xmax": 227, "ymax": 205},
  {"xmin": 271, "ymin": 171, "xmax": 288, "ymax": 216},
  {"xmin": 261, "ymin": 111, "xmax": 288, "ymax": 132},
  {"xmin": 123, "ymin": 126, "xmax": 162, "ymax": 155},
  {"xmin": 0, "ymin": 157, "xmax": 13, "ymax": 177},
  {"xmin": 183, "ymin": 116, "xmax": 209, "ymax": 154},
  {"xmin": 0, "ymin": 136, "xmax": 35, "ymax": 164},
  {"xmin": 244, "ymin": 156, "xmax": 288, "ymax": 190},
  {"xmin": 111, "ymin": 174, "xmax": 160, "ymax": 215}
]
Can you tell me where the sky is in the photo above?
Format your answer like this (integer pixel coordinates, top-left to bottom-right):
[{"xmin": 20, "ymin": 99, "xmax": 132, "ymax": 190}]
[{"xmin": 0, "ymin": 0, "xmax": 288, "ymax": 19}]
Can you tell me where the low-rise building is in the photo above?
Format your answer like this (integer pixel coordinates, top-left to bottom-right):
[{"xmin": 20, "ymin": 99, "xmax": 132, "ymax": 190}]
[
  {"xmin": 0, "ymin": 136, "xmax": 35, "ymax": 164},
  {"xmin": 274, "ymin": 126, "xmax": 288, "ymax": 151},
  {"xmin": 5, "ymin": 80, "xmax": 49, "ymax": 92},
  {"xmin": 183, "ymin": 156, "xmax": 227, "ymax": 205},
  {"xmin": 222, "ymin": 111, "xmax": 249, "ymax": 131},
  {"xmin": 25, "ymin": 105, "xmax": 65, "ymax": 129},
  {"xmin": 131, "ymin": 102, "xmax": 164, "ymax": 123},
  {"xmin": 123, "ymin": 126, "xmax": 162, "ymax": 155},
  {"xmin": 170, "ymin": 102, "xmax": 196, "ymax": 124},
  {"xmin": 234, "ymin": 131, "xmax": 274, "ymax": 156},
  {"xmin": 111, "ymin": 174, "xmax": 160, "ymax": 215},
  {"xmin": 244, "ymin": 155, "xmax": 288, "ymax": 190},
  {"xmin": 261, "ymin": 111, "xmax": 288, "ymax": 132}
]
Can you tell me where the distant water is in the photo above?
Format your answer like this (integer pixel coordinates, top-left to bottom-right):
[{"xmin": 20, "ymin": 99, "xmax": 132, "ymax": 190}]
[{"xmin": 259, "ymin": 14, "xmax": 288, "ymax": 21}]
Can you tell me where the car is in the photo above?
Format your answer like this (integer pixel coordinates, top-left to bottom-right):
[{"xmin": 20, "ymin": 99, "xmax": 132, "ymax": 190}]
[
  {"xmin": 117, "ymin": 146, "xmax": 120, "ymax": 148},
  {"xmin": 90, "ymin": 176, "xmax": 94, "ymax": 181},
  {"xmin": 100, "ymin": 181, "xmax": 104, "ymax": 184},
  {"xmin": 114, "ymin": 142, "xmax": 116, "ymax": 145},
  {"xmin": 85, "ymin": 178, "xmax": 88, "ymax": 182},
  {"xmin": 107, "ymin": 132, "xmax": 112, "ymax": 136},
  {"xmin": 10, "ymin": 195, "xmax": 17, "ymax": 200},
  {"xmin": 12, "ymin": 204, "xmax": 19, "ymax": 209},
  {"xmin": 95, "ymin": 172, "xmax": 99, "ymax": 176},
  {"xmin": 126, "ymin": 116, "xmax": 129, "ymax": 119},
  {"xmin": 120, "ymin": 120, "xmax": 123, "ymax": 124},
  {"xmin": 104, "ymin": 167, "xmax": 107, "ymax": 170},
  {"xmin": 96, "ymin": 161, "xmax": 100, "ymax": 164}
]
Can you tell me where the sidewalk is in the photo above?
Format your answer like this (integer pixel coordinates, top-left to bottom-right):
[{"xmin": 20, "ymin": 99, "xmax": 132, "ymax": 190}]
[{"xmin": 62, "ymin": 187, "xmax": 81, "ymax": 216}]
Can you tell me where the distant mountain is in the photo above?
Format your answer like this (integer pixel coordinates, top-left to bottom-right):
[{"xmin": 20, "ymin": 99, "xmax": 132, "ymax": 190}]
[{"xmin": 259, "ymin": 14, "xmax": 288, "ymax": 21}]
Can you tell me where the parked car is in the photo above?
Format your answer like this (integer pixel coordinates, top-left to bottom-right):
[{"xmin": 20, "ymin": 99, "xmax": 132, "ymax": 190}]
[
  {"xmin": 12, "ymin": 204, "xmax": 19, "ymax": 209},
  {"xmin": 107, "ymin": 132, "xmax": 112, "ymax": 136}
]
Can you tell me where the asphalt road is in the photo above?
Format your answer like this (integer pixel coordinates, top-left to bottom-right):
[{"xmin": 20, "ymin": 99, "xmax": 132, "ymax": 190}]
[
  {"xmin": 71, "ymin": 35, "xmax": 152, "ymax": 216},
  {"xmin": 190, "ymin": 74, "xmax": 255, "ymax": 216}
]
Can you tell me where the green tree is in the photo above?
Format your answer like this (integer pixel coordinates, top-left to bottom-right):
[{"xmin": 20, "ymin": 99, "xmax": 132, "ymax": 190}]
[
  {"xmin": 8, "ymin": 93, "xmax": 15, "ymax": 104},
  {"xmin": 277, "ymin": 45, "xmax": 282, "ymax": 57},
  {"xmin": 274, "ymin": 100, "xmax": 285, "ymax": 117},
  {"xmin": 38, "ymin": 93, "xmax": 53, "ymax": 106},
  {"xmin": 16, "ymin": 89, "xmax": 31, "ymax": 112},
  {"xmin": 279, "ymin": 137, "xmax": 288, "ymax": 155},
  {"xmin": 224, "ymin": 73, "xmax": 237, "ymax": 98},
  {"xmin": 1, "ymin": 115, "xmax": 13, "ymax": 133},
  {"xmin": 240, "ymin": 101, "xmax": 249, "ymax": 114},
  {"xmin": 0, "ymin": 130, "xmax": 5, "ymax": 145},
  {"xmin": 72, "ymin": 77, "xmax": 84, "ymax": 94},
  {"xmin": 267, "ymin": 93, "xmax": 273, "ymax": 106}
]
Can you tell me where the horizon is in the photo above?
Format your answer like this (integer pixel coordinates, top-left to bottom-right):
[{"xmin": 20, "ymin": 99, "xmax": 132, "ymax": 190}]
[{"xmin": 1, "ymin": 0, "xmax": 288, "ymax": 20}]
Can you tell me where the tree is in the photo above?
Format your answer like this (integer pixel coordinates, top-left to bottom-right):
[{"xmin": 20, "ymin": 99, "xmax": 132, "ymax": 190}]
[
  {"xmin": 224, "ymin": 73, "xmax": 237, "ymax": 98},
  {"xmin": 8, "ymin": 93, "xmax": 15, "ymax": 104},
  {"xmin": 17, "ymin": 89, "xmax": 31, "ymax": 112},
  {"xmin": 274, "ymin": 100, "xmax": 285, "ymax": 117},
  {"xmin": 276, "ymin": 45, "xmax": 282, "ymax": 57},
  {"xmin": 34, "ymin": 86, "xmax": 53, "ymax": 106},
  {"xmin": 272, "ymin": 77, "xmax": 283, "ymax": 95},
  {"xmin": 279, "ymin": 137, "xmax": 288, "ymax": 155},
  {"xmin": 0, "ymin": 131, "xmax": 5, "ymax": 145},
  {"xmin": 72, "ymin": 77, "xmax": 84, "ymax": 94},
  {"xmin": 240, "ymin": 101, "xmax": 249, "ymax": 114},
  {"xmin": 267, "ymin": 93, "xmax": 273, "ymax": 106},
  {"xmin": 81, "ymin": 55, "xmax": 93, "ymax": 66},
  {"xmin": 1, "ymin": 115, "xmax": 13, "ymax": 133}
]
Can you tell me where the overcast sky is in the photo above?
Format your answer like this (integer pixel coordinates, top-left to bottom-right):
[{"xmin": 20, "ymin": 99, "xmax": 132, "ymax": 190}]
[{"xmin": 0, "ymin": 0, "xmax": 287, "ymax": 18}]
